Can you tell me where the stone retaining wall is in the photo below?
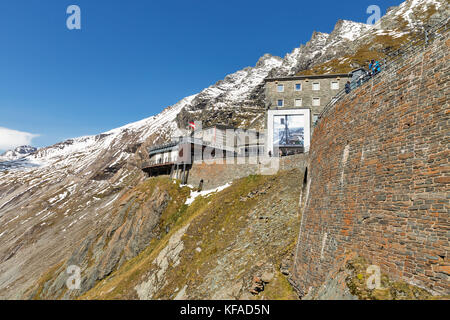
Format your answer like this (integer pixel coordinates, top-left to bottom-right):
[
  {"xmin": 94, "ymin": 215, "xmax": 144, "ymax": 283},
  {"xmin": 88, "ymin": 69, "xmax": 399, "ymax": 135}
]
[
  {"xmin": 292, "ymin": 30, "xmax": 449, "ymax": 295},
  {"xmin": 186, "ymin": 153, "xmax": 308, "ymax": 189}
]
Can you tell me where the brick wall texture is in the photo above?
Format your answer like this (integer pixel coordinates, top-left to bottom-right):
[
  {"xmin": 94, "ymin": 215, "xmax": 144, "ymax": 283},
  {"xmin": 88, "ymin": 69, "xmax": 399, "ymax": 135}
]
[{"xmin": 292, "ymin": 30, "xmax": 449, "ymax": 295}]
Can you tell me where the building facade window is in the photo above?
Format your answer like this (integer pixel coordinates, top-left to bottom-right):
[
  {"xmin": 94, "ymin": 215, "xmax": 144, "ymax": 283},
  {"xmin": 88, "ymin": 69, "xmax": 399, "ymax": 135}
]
[
  {"xmin": 312, "ymin": 98, "xmax": 320, "ymax": 106},
  {"xmin": 277, "ymin": 84, "xmax": 284, "ymax": 92},
  {"xmin": 312, "ymin": 82, "xmax": 320, "ymax": 91},
  {"xmin": 313, "ymin": 114, "xmax": 319, "ymax": 125},
  {"xmin": 295, "ymin": 98, "xmax": 302, "ymax": 107},
  {"xmin": 295, "ymin": 83, "xmax": 302, "ymax": 91},
  {"xmin": 277, "ymin": 99, "xmax": 284, "ymax": 107},
  {"xmin": 267, "ymin": 109, "xmax": 311, "ymax": 156},
  {"xmin": 331, "ymin": 81, "xmax": 339, "ymax": 90}
]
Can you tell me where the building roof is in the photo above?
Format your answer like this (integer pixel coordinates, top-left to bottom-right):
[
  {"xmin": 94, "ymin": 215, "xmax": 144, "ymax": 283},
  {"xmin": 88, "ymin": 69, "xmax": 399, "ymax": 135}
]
[
  {"xmin": 265, "ymin": 73, "xmax": 351, "ymax": 82},
  {"xmin": 148, "ymin": 141, "xmax": 179, "ymax": 155},
  {"xmin": 199, "ymin": 124, "xmax": 236, "ymax": 131},
  {"xmin": 350, "ymin": 67, "xmax": 368, "ymax": 74},
  {"xmin": 148, "ymin": 136, "xmax": 237, "ymax": 155}
]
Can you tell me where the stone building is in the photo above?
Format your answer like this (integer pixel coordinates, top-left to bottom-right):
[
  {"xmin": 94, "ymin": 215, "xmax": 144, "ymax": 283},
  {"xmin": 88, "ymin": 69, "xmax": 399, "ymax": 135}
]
[
  {"xmin": 193, "ymin": 124, "xmax": 237, "ymax": 150},
  {"xmin": 235, "ymin": 128, "xmax": 264, "ymax": 157},
  {"xmin": 142, "ymin": 124, "xmax": 265, "ymax": 181},
  {"xmin": 264, "ymin": 73, "xmax": 351, "ymax": 155},
  {"xmin": 265, "ymin": 73, "xmax": 351, "ymax": 117},
  {"xmin": 192, "ymin": 124, "xmax": 264, "ymax": 156}
]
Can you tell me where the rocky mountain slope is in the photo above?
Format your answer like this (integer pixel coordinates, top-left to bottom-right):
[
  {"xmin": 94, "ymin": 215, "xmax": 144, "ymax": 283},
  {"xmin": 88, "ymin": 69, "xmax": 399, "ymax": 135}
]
[
  {"xmin": 178, "ymin": 0, "xmax": 448, "ymax": 128},
  {"xmin": 0, "ymin": 0, "xmax": 448, "ymax": 299},
  {"xmin": 77, "ymin": 170, "xmax": 304, "ymax": 300},
  {"xmin": 298, "ymin": 0, "xmax": 448, "ymax": 75}
]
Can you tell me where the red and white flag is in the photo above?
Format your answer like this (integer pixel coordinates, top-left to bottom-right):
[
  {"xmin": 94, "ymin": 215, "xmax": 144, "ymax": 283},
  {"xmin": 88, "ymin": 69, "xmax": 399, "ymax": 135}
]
[{"xmin": 189, "ymin": 121, "xmax": 196, "ymax": 130}]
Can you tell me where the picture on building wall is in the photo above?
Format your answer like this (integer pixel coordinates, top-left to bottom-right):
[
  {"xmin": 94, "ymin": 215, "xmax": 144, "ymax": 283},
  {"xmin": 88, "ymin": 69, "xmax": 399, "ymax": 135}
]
[{"xmin": 273, "ymin": 115, "xmax": 305, "ymax": 147}]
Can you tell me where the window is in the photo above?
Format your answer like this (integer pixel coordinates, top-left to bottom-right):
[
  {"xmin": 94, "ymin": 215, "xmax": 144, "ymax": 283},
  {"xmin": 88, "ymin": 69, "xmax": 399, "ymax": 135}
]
[
  {"xmin": 277, "ymin": 84, "xmax": 284, "ymax": 92},
  {"xmin": 277, "ymin": 99, "xmax": 284, "ymax": 107},
  {"xmin": 313, "ymin": 114, "xmax": 319, "ymax": 125},
  {"xmin": 312, "ymin": 98, "xmax": 320, "ymax": 106},
  {"xmin": 312, "ymin": 82, "xmax": 320, "ymax": 91},
  {"xmin": 331, "ymin": 81, "xmax": 339, "ymax": 90},
  {"xmin": 295, "ymin": 83, "xmax": 302, "ymax": 91},
  {"xmin": 295, "ymin": 98, "xmax": 302, "ymax": 107}
]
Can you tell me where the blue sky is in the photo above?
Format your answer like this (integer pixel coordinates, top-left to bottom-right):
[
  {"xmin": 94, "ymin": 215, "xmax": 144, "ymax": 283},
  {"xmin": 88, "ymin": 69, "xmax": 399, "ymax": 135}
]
[{"xmin": 0, "ymin": 0, "xmax": 403, "ymax": 151}]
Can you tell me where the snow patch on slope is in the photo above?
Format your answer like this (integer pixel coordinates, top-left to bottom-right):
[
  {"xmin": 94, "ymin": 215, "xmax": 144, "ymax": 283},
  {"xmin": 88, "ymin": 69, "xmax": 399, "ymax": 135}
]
[
  {"xmin": 192, "ymin": 54, "xmax": 283, "ymax": 104},
  {"xmin": 394, "ymin": 0, "xmax": 445, "ymax": 26},
  {"xmin": 338, "ymin": 20, "xmax": 372, "ymax": 41},
  {"xmin": 2, "ymin": 95, "xmax": 197, "ymax": 172},
  {"xmin": 185, "ymin": 183, "xmax": 232, "ymax": 205},
  {"xmin": 0, "ymin": 146, "xmax": 37, "ymax": 162}
]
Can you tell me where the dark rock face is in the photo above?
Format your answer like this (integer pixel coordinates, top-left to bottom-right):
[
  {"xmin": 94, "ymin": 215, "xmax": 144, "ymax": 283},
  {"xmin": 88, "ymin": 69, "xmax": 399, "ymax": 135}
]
[
  {"xmin": 125, "ymin": 143, "xmax": 142, "ymax": 154},
  {"xmin": 91, "ymin": 163, "xmax": 125, "ymax": 181}
]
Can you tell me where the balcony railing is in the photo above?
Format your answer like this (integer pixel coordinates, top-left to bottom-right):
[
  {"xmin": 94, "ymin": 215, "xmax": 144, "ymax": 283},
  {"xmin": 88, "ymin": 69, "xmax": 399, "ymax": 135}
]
[{"xmin": 142, "ymin": 158, "xmax": 174, "ymax": 168}]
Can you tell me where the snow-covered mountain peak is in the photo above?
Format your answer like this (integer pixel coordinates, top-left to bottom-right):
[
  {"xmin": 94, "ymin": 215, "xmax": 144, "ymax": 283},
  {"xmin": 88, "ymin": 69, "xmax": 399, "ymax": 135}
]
[
  {"xmin": 0, "ymin": 145, "xmax": 37, "ymax": 162},
  {"xmin": 387, "ymin": 0, "xmax": 448, "ymax": 29},
  {"xmin": 332, "ymin": 19, "xmax": 372, "ymax": 41},
  {"xmin": 310, "ymin": 31, "xmax": 330, "ymax": 44},
  {"xmin": 23, "ymin": 94, "xmax": 197, "ymax": 170},
  {"xmin": 256, "ymin": 53, "xmax": 283, "ymax": 68},
  {"xmin": 397, "ymin": 0, "xmax": 445, "ymax": 18},
  {"xmin": 270, "ymin": 19, "xmax": 370, "ymax": 77},
  {"xmin": 175, "ymin": 53, "xmax": 284, "ymax": 124}
]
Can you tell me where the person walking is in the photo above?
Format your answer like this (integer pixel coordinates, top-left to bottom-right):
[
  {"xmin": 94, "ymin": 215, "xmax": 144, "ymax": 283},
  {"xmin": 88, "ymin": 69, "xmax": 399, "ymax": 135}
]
[
  {"xmin": 374, "ymin": 60, "xmax": 381, "ymax": 74},
  {"xmin": 369, "ymin": 60, "xmax": 375, "ymax": 76},
  {"xmin": 345, "ymin": 81, "xmax": 351, "ymax": 94}
]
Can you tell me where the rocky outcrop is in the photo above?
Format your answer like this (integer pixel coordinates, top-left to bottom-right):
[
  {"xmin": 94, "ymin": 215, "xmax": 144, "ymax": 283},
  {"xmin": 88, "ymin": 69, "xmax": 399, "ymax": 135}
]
[
  {"xmin": 81, "ymin": 169, "xmax": 304, "ymax": 300},
  {"xmin": 26, "ymin": 178, "xmax": 189, "ymax": 299},
  {"xmin": 135, "ymin": 223, "xmax": 191, "ymax": 300}
]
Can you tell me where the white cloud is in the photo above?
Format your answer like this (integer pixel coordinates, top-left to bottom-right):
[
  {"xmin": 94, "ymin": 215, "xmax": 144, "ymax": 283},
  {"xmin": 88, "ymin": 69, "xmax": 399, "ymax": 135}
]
[{"xmin": 0, "ymin": 127, "xmax": 39, "ymax": 151}]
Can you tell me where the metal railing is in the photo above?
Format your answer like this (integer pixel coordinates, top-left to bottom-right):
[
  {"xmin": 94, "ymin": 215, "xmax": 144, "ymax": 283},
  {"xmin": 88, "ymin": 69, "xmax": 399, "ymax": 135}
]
[
  {"xmin": 148, "ymin": 141, "xmax": 178, "ymax": 153},
  {"xmin": 142, "ymin": 158, "xmax": 175, "ymax": 168},
  {"xmin": 318, "ymin": 16, "xmax": 450, "ymax": 122},
  {"xmin": 148, "ymin": 136, "xmax": 237, "ymax": 155}
]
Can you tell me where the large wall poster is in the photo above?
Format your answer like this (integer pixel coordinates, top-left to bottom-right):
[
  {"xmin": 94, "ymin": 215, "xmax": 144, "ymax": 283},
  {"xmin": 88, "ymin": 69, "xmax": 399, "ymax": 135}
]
[{"xmin": 273, "ymin": 114, "xmax": 305, "ymax": 147}]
